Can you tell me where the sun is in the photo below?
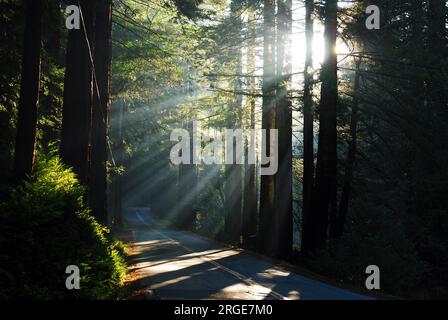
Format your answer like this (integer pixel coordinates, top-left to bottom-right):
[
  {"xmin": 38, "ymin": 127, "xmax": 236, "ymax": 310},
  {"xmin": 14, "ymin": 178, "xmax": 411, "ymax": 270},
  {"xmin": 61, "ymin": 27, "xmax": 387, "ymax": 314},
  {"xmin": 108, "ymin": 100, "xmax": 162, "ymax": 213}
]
[{"xmin": 291, "ymin": 10, "xmax": 351, "ymax": 74}]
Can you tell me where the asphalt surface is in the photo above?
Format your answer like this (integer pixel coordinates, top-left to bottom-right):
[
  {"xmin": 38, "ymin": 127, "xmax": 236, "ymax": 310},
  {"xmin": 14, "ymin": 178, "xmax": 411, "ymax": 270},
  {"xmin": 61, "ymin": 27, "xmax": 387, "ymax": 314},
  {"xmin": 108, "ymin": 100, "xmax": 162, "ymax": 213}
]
[{"xmin": 124, "ymin": 207, "xmax": 373, "ymax": 300}]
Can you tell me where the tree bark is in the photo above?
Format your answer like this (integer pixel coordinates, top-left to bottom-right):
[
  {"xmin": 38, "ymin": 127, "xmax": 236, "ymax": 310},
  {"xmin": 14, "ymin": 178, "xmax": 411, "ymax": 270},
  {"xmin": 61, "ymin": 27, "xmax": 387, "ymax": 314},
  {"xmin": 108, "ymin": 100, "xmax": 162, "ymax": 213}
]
[
  {"xmin": 13, "ymin": 0, "xmax": 43, "ymax": 182},
  {"xmin": 242, "ymin": 6, "xmax": 257, "ymax": 245},
  {"xmin": 274, "ymin": 0, "xmax": 293, "ymax": 259},
  {"xmin": 224, "ymin": 0, "xmax": 243, "ymax": 243},
  {"xmin": 301, "ymin": 0, "xmax": 315, "ymax": 252},
  {"xmin": 60, "ymin": 0, "xmax": 97, "ymax": 185},
  {"xmin": 313, "ymin": 0, "xmax": 338, "ymax": 246},
  {"xmin": 89, "ymin": 0, "xmax": 112, "ymax": 225},
  {"xmin": 258, "ymin": 0, "xmax": 276, "ymax": 254}
]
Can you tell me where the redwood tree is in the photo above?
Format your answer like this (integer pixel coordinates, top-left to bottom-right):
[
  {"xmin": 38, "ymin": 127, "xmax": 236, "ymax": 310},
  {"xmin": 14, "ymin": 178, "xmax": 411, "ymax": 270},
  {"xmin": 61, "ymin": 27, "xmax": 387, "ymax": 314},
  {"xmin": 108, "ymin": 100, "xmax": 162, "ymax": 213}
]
[
  {"xmin": 60, "ymin": 0, "xmax": 97, "ymax": 185},
  {"xmin": 274, "ymin": 0, "xmax": 293, "ymax": 258},
  {"xmin": 13, "ymin": 0, "xmax": 43, "ymax": 182},
  {"xmin": 242, "ymin": 4, "xmax": 257, "ymax": 245},
  {"xmin": 313, "ymin": 0, "xmax": 338, "ymax": 247},
  {"xmin": 301, "ymin": 0, "xmax": 315, "ymax": 252},
  {"xmin": 224, "ymin": 0, "xmax": 243, "ymax": 243},
  {"xmin": 89, "ymin": 0, "xmax": 112, "ymax": 225},
  {"xmin": 258, "ymin": 0, "xmax": 276, "ymax": 254}
]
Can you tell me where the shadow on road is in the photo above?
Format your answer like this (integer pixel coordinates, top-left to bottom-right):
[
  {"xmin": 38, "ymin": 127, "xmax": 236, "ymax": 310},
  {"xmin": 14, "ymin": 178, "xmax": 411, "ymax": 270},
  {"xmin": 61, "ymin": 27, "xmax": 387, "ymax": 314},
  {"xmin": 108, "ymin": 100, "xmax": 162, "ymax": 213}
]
[{"xmin": 122, "ymin": 207, "xmax": 373, "ymax": 300}]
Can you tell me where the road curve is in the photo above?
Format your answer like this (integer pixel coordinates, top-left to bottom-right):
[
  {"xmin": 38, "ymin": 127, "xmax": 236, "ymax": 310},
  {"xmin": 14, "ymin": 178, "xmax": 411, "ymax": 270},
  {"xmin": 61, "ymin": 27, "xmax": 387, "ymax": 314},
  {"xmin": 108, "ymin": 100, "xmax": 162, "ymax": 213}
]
[{"xmin": 123, "ymin": 207, "xmax": 373, "ymax": 300}]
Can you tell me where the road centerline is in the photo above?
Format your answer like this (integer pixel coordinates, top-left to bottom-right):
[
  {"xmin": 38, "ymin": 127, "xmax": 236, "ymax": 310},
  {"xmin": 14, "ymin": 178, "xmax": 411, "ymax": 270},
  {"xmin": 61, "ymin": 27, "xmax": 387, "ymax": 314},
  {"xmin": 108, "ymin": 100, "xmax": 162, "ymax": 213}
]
[{"xmin": 134, "ymin": 210, "xmax": 287, "ymax": 300}]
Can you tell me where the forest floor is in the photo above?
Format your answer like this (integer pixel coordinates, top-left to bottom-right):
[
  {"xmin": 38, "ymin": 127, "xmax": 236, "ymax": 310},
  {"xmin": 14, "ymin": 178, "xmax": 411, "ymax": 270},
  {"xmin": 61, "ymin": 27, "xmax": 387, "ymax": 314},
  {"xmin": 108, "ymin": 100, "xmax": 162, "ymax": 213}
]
[{"xmin": 119, "ymin": 207, "xmax": 375, "ymax": 300}]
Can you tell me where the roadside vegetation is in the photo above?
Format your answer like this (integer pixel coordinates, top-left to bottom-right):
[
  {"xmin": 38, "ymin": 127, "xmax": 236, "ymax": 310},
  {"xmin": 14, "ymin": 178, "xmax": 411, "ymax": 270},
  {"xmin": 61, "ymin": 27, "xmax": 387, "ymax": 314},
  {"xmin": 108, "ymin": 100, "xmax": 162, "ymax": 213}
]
[{"xmin": 0, "ymin": 157, "xmax": 127, "ymax": 299}]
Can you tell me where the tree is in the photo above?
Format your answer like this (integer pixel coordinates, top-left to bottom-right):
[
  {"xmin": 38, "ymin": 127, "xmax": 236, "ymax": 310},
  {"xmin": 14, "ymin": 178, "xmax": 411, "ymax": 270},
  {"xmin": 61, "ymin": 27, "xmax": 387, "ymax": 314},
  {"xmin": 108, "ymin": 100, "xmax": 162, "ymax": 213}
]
[
  {"xmin": 13, "ymin": 0, "xmax": 43, "ymax": 182},
  {"xmin": 301, "ymin": 0, "xmax": 315, "ymax": 252},
  {"xmin": 274, "ymin": 0, "xmax": 293, "ymax": 258},
  {"xmin": 313, "ymin": 0, "xmax": 338, "ymax": 246},
  {"xmin": 242, "ymin": 4, "xmax": 258, "ymax": 245},
  {"xmin": 224, "ymin": 0, "xmax": 243, "ymax": 243},
  {"xmin": 60, "ymin": 0, "xmax": 97, "ymax": 185},
  {"xmin": 258, "ymin": 0, "xmax": 276, "ymax": 255},
  {"xmin": 89, "ymin": 0, "xmax": 112, "ymax": 225}
]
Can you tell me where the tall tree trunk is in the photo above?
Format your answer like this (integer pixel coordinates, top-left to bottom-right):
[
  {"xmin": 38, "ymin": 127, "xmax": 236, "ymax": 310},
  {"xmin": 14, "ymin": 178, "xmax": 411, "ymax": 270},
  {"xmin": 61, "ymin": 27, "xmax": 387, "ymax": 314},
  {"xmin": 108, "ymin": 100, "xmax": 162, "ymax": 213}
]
[
  {"xmin": 224, "ymin": 0, "xmax": 243, "ymax": 243},
  {"xmin": 258, "ymin": 0, "xmax": 276, "ymax": 254},
  {"xmin": 60, "ymin": 0, "xmax": 97, "ymax": 185},
  {"xmin": 301, "ymin": 0, "xmax": 315, "ymax": 252},
  {"xmin": 336, "ymin": 58, "xmax": 361, "ymax": 238},
  {"xmin": 313, "ymin": 0, "xmax": 338, "ymax": 246},
  {"xmin": 274, "ymin": 0, "xmax": 293, "ymax": 258},
  {"xmin": 13, "ymin": 0, "xmax": 43, "ymax": 182},
  {"xmin": 242, "ymin": 6, "xmax": 257, "ymax": 245},
  {"xmin": 89, "ymin": 0, "xmax": 112, "ymax": 225}
]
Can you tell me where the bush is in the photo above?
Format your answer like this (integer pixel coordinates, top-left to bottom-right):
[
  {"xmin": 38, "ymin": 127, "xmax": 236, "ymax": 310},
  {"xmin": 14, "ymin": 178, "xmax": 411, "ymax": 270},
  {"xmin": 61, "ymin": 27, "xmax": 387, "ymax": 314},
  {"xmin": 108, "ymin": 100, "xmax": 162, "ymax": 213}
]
[{"xmin": 0, "ymin": 157, "xmax": 126, "ymax": 299}]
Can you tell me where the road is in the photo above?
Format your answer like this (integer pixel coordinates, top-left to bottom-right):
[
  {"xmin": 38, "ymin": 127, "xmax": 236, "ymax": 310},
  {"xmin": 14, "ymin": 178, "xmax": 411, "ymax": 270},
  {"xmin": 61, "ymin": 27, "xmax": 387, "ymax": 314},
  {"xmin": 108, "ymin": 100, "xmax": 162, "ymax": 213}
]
[{"xmin": 124, "ymin": 207, "xmax": 373, "ymax": 300}]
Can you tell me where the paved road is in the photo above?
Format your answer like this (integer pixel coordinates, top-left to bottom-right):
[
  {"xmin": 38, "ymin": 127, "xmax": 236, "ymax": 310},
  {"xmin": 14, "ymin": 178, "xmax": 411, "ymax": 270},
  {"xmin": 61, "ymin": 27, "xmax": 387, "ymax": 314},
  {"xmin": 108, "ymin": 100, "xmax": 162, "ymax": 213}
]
[{"xmin": 124, "ymin": 207, "xmax": 373, "ymax": 300}]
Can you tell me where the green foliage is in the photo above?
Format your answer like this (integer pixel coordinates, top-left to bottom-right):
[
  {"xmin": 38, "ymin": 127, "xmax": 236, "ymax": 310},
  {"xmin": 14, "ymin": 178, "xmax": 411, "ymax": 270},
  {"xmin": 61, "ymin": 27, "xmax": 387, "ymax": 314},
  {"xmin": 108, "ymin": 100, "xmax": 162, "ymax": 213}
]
[{"xmin": 0, "ymin": 157, "xmax": 126, "ymax": 300}]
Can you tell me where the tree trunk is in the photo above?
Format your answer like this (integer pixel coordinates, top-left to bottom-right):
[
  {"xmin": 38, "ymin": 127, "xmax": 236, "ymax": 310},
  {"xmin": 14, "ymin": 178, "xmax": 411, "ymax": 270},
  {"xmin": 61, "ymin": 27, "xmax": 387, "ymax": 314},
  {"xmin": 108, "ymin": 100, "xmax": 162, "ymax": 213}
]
[
  {"xmin": 60, "ymin": 0, "xmax": 97, "ymax": 185},
  {"xmin": 89, "ymin": 0, "xmax": 112, "ymax": 225},
  {"xmin": 313, "ymin": 0, "xmax": 338, "ymax": 246},
  {"xmin": 336, "ymin": 58, "xmax": 361, "ymax": 238},
  {"xmin": 258, "ymin": 0, "xmax": 276, "ymax": 254},
  {"xmin": 301, "ymin": 0, "xmax": 315, "ymax": 252},
  {"xmin": 242, "ymin": 6, "xmax": 257, "ymax": 245},
  {"xmin": 224, "ymin": 0, "xmax": 243, "ymax": 243},
  {"xmin": 274, "ymin": 0, "xmax": 293, "ymax": 259},
  {"xmin": 13, "ymin": 0, "xmax": 43, "ymax": 182}
]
